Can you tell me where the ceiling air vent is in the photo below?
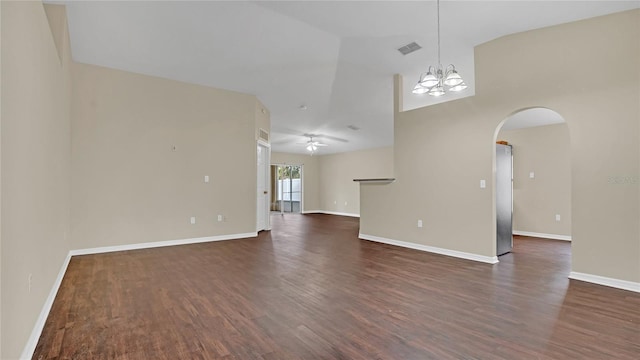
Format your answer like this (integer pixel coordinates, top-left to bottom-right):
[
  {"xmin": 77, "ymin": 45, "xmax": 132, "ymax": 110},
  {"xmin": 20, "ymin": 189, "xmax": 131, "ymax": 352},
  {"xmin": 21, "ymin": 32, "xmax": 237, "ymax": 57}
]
[
  {"xmin": 258, "ymin": 128, "xmax": 269, "ymax": 143},
  {"xmin": 397, "ymin": 42, "xmax": 422, "ymax": 56}
]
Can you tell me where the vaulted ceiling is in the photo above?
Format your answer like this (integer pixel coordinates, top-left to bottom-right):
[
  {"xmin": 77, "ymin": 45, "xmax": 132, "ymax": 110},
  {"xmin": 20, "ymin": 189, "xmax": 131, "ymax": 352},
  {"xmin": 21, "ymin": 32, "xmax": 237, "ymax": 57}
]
[{"xmin": 53, "ymin": 1, "xmax": 639, "ymax": 154}]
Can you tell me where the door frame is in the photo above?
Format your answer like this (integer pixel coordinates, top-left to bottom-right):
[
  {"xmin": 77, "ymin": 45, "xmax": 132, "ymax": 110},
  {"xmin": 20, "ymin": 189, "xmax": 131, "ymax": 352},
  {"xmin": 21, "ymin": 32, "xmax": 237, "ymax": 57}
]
[
  {"xmin": 271, "ymin": 162, "xmax": 304, "ymax": 214},
  {"xmin": 257, "ymin": 140, "xmax": 271, "ymax": 231}
]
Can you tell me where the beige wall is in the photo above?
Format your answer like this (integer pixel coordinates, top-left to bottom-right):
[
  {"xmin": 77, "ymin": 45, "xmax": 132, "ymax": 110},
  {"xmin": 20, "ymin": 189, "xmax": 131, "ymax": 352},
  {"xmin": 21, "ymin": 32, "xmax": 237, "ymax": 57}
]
[
  {"xmin": 1, "ymin": 2, "xmax": 72, "ymax": 358},
  {"xmin": 319, "ymin": 147, "xmax": 393, "ymax": 215},
  {"xmin": 71, "ymin": 63, "xmax": 262, "ymax": 249},
  {"xmin": 272, "ymin": 147, "xmax": 393, "ymax": 215},
  {"xmin": 1, "ymin": 2, "xmax": 4, "ymax": 357},
  {"xmin": 2, "ymin": 2, "xmax": 268, "ymax": 355},
  {"xmin": 499, "ymin": 124, "xmax": 571, "ymax": 237},
  {"xmin": 361, "ymin": 10, "xmax": 640, "ymax": 283},
  {"xmin": 271, "ymin": 152, "xmax": 320, "ymax": 212}
]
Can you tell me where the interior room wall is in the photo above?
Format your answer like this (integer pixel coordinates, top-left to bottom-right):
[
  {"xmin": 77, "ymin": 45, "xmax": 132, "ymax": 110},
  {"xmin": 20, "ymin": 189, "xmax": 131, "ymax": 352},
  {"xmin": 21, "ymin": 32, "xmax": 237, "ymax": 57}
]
[
  {"xmin": 71, "ymin": 62, "xmax": 260, "ymax": 249},
  {"xmin": 1, "ymin": 3, "xmax": 3, "ymax": 356},
  {"xmin": 1, "ymin": 2, "xmax": 72, "ymax": 358},
  {"xmin": 319, "ymin": 146, "xmax": 393, "ymax": 216},
  {"xmin": 360, "ymin": 9, "xmax": 639, "ymax": 284},
  {"xmin": 499, "ymin": 124, "xmax": 571, "ymax": 238},
  {"xmin": 272, "ymin": 147, "xmax": 393, "ymax": 216},
  {"xmin": 271, "ymin": 152, "xmax": 320, "ymax": 212}
]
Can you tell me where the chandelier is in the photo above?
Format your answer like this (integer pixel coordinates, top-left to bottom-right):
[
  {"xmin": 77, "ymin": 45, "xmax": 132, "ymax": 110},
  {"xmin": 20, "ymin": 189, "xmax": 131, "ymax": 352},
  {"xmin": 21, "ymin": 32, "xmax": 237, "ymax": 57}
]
[{"xmin": 412, "ymin": 0, "xmax": 467, "ymax": 96}]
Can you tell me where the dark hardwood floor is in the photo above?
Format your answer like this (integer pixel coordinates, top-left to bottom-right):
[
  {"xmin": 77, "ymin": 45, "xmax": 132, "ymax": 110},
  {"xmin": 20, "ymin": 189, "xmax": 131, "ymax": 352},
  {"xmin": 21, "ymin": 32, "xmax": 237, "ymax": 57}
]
[{"xmin": 34, "ymin": 214, "xmax": 640, "ymax": 359}]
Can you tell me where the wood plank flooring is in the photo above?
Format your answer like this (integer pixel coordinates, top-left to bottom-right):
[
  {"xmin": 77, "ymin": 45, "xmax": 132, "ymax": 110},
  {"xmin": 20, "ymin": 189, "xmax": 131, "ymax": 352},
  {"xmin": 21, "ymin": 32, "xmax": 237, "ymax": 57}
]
[{"xmin": 34, "ymin": 214, "xmax": 640, "ymax": 359}]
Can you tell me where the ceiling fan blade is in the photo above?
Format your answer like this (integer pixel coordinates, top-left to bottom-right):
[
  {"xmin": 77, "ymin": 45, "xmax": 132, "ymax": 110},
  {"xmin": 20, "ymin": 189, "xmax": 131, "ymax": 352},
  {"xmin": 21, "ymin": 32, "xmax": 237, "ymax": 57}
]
[
  {"xmin": 314, "ymin": 143, "xmax": 328, "ymax": 147},
  {"xmin": 314, "ymin": 134, "xmax": 349, "ymax": 143}
]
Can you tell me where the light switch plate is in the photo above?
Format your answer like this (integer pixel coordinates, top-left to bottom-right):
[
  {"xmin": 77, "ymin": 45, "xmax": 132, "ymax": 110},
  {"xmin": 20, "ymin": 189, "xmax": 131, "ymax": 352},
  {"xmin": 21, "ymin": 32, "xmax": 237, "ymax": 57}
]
[
  {"xmin": 480, "ymin": 179, "xmax": 486, "ymax": 188},
  {"xmin": 530, "ymin": 172, "xmax": 535, "ymax": 179}
]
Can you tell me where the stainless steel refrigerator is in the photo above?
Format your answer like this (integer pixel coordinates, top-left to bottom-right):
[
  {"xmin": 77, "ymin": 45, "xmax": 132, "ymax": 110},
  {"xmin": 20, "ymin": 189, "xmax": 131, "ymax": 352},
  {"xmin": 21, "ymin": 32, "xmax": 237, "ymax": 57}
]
[{"xmin": 496, "ymin": 144, "xmax": 513, "ymax": 256}]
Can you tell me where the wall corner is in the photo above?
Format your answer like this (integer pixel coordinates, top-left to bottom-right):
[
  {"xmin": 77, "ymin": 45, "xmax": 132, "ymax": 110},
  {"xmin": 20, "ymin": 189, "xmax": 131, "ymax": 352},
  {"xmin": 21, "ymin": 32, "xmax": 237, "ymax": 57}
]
[{"xmin": 393, "ymin": 74, "xmax": 403, "ymax": 115}]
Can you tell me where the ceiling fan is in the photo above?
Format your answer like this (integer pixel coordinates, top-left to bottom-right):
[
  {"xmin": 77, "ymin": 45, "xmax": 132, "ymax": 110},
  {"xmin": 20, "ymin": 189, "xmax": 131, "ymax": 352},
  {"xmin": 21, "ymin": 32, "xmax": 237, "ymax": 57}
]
[{"xmin": 298, "ymin": 135, "xmax": 328, "ymax": 154}]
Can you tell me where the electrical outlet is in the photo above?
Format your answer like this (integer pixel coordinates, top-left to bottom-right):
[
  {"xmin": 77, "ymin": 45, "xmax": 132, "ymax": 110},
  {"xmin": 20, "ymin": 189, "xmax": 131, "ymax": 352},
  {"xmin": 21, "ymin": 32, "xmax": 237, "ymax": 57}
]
[
  {"xmin": 530, "ymin": 172, "xmax": 535, "ymax": 179},
  {"xmin": 204, "ymin": 175, "xmax": 210, "ymax": 183},
  {"xmin": 480, "ymin": 179, "xmax": 486, "ymax": 188},
  {"xmin": 417, "ymin": 220, "xmax": 423, "ymax": 228},
  {"xmin": 555, "ymin": 214, "xmax": 561, "ymax": 222},
  {"xmin": 190, "ymin": 217, "xmax": 196, "ymax": 224},
  {"xmin": 217, "ymin": 215, "xmax": 223, "ymax": 222}
]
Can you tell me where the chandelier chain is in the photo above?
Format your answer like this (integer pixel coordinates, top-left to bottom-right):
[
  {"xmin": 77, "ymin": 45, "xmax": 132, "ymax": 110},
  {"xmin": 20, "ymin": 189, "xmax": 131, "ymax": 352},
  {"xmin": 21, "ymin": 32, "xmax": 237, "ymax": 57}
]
[
  {"xmin": 437, "ymin": 0, "xmax": 441, "ymax": 66},
  {"xmin": 412, "ymin": 0, "xmax": 467, "ymax": 96}
]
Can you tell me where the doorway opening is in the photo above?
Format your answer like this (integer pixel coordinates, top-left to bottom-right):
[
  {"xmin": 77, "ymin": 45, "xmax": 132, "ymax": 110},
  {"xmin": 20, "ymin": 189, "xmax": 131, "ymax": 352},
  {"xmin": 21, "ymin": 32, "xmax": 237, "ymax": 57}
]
[
  {"xmin": 493, "ymin": 107, "xmax": 571, "ymax": 260},
  {"xmin": 270, "ymin": 164, "xmax": 302, "ymax": 214}
]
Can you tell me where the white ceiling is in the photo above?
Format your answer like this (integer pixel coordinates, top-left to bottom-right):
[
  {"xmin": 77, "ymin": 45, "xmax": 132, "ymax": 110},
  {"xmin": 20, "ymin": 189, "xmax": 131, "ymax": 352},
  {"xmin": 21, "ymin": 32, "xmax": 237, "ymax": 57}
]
[{"xmin": 52, "ymin": 1, "xmax": 639, "ymax": 154}]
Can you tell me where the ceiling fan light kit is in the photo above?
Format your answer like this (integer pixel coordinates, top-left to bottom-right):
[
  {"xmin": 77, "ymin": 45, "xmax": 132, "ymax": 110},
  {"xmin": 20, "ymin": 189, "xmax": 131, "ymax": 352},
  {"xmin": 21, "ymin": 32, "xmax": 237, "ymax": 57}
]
[
  {"xmin": 413, "ymin": 0, "xmax": 467, "ymax": 97},
  {"xmin": 302, "ymin": 136, "xmax": 328, "ymax": 155}
]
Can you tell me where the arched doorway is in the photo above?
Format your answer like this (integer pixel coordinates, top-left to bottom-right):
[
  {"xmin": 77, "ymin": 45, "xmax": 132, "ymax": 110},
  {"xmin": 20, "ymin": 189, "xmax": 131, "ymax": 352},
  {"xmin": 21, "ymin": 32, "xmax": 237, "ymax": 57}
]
[{"xmin": 493, "ymin": 107, "xmax": 571, "ymax": 260}]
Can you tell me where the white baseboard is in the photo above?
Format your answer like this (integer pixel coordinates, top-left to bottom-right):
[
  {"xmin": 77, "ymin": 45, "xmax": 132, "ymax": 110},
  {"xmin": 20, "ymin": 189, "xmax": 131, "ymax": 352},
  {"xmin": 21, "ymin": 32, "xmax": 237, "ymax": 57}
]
[
  {"xmin": 21, "ymin": 231, "xmax": 257, "ymax": 359},
  {"xmin": 359, "ymin": 233, "xmax": 499, "ymax": 264},
  {"xmin": 569, "ymin": 272, "xmax": 640, "ymax": 293},
  {"xmin": 20, "ymin": 252, "xmax": 72, "ymax": 359},
  {"xmin": 302, "ymin": 210, "xmax": 360, "ymax": 218},
  {"xmin": 513, "ymin": 230, "xmax": 571, "ymax": 241},
  {"xmin": 301, "ymin": 210, "xmax": 321, "ymax": 214},
  {"xmin": 70, "ymin": 232, "xmax": 257, "ymax": 256}
]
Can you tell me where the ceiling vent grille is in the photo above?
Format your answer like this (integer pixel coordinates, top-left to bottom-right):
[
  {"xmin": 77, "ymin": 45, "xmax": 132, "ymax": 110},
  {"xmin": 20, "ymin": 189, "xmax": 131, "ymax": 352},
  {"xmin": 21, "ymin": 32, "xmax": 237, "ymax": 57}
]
[
  {"xmin": 397, "ymin": 42, "xmax": 422, "ymax": 56},
  {"xmin": 258, "ymin": 128, "xmax": 269, "ymax": 143}
]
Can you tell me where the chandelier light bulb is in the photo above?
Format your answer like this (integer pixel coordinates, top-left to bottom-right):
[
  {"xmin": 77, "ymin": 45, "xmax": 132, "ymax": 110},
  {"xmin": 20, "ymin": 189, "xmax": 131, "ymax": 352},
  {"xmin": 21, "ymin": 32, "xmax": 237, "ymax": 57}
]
[
  {"xmin": 429, "ymin": 85, "xmax": 445, "ymax": 97},
  {"xmin": 412, "ymin": 83, "xmax": 429, "ymax": 94},
  {"xmin": 444, "ymin": 70, "xmax": 463, "ymax": 86},
  {"xmin": 419, "ymin": 71, "xmax": 439, "ymax": 88},
  {"xmin": 449, "ymin": 82, "xmax": 468, "ymax": 92}
]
